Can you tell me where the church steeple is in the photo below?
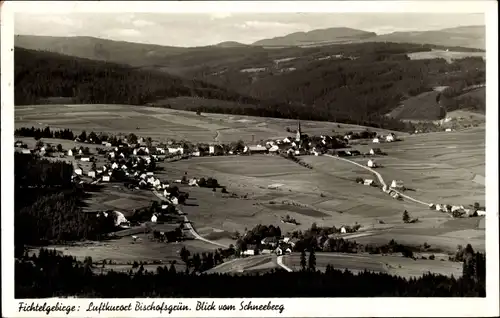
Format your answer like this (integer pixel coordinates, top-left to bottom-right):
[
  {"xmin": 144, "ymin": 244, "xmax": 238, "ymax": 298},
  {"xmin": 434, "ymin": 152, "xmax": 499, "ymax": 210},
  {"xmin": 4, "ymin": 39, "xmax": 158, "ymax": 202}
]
[{"xmin": 296, "ymin": 120, "xmax": 302, "ymax": 142}]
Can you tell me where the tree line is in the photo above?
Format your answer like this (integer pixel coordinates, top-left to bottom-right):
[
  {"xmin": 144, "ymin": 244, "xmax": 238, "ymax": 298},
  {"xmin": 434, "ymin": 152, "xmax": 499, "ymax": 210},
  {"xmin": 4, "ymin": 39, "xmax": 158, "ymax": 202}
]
[{"xmin": 15, "ymin": 247, "xmax": 485, "ymax": 298}]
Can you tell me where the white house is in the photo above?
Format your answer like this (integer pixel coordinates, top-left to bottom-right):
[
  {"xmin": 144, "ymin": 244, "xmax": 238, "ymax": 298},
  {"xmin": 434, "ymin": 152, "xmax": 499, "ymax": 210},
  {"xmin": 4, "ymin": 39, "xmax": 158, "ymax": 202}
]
[
  {"xmin": 188, "ymin": 178, "xmax": 199, "ymax": 186},
  {"xmin": 67, "ymin": 149, "xmax": 73, "ymax": 156},
  {"xmin": 119, "ymin": 153, "xmax": 125, "ymax": 159},
  {"xmin": 282, "ymin": 137, "xmax": 291, "ymax": 144},
  {"xmin": 477, "ymin": 210, "xmax": 486, "ymax": 216},
  {"xmin": 390, "ymin": 180, "xmax": 404, "ymax": 189},
  {"xmin": 386, "ymin": 134, "xmax": 395, "ymax": 142},
  {"xmin": 78, "ymin": 149, "xmax": 83, "ymax": 155},
  {"xmin": 121, "ymin": 164, "xmax": 127, "ymax": 170},
  {"xmin": 445, "ymin": 128, "xmax": 452, "ymax": 132},
  {"xmin": 370, "ymin": 148, "xmax": 382, "ymax": 155},
  {"xmin": 192, "ymin": 151, "xmax": 200, "ymax": 157},
  {"xmin": 436, "ymin": 204, "xmax": 443, "ymax": 212},
  {"xmin": 209, "ymin": 145, "xmax": 215, "ymax": 154},
  {"xmin": 140, "ymin": 173, "xmax": 147, "ymax": 179},
  {"xmin": 146, "ymin": 172, "xmax": 154, "ymax": 176},
  {"xmin": 74, "ymin": 168, "xmax": 83, "ymax": 175},
  {"xmin": 171, "ymin": 197, "xmax": 179, "ymax": 205},
  {"xmin": 363, "ymin": 179, "xmax": 374, "ymax": 186},
  {"xmin": 340, "ymin": 227, "xmax": 347, "ymax": 234},
  {"xmin": 367, "ymin": 159, "xmax": 376, "ymax": 168},
  {"xmin": 109, "ymin": 152, "xmax": 115, "ymax": 159},
  {"xmin": 153, "ymin": 179, "xmax": 161, "ymax": 188},
  {"xmin": 102, "ymin": 175, "xmax": 110, "ymax": 182},
  {"xmin": 147, "ymin": 176, "xmax": 155, "ymax": 184},
  {"xmin": 156, "ymin": 147, "xmax": 166, "ymax": 154},
  {"xmin": 111, "ymin": 162, "xmax": 119, "ymax": 170},
  {"xmin": 81, "ymin": 157, "xmax": 90, "ymax": 162},
  {"xmin": 242, "ymin": 249, "xmax": 255, "ymax": 256},
  {"xmin": 151, "ymin": 214, "xmax": 158, "ymax": 223},
  {"xmin": 168, "ymin": 147, "xmax": 184, "ymax": 155},
  {"xmin": 88, "ymin": 171, "xmax": 96, "ymax": 178},
  {"xmin": 21, "ymin": 149, "xmax": 32, "ymax": 154},
  {"xmin": 268, "ymin": 145, "xmax": 279, "ymax": 153}
]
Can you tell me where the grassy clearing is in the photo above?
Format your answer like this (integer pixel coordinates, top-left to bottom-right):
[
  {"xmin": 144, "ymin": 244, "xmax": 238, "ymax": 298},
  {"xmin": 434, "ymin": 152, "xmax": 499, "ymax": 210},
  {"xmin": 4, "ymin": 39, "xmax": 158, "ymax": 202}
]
[
  {"xmin": 283, "ymin": 252, "xmax": 463, "ymax": 279},
  {"xmin": 407, "ymin": 50, "xmax": 485, "ymax": 63},
  {"xmin": 15, "ymin": 104, "xmax": 406, "ymax": 144}
]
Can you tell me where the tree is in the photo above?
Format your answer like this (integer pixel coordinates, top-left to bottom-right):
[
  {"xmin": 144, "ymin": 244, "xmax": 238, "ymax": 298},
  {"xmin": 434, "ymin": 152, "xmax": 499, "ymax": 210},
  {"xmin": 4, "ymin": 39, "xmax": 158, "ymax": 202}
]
[
  {"xmin": 300, "ymin": 250, "xmax": 307, "ymax": 271},
  {"xmin": 79, "ymin": 130, "xmax": 87, "ymax": 142},
  {"xmin": 36, "ymin": 140, "xmax": 44, "ymax": 148},
  {"xmin": 473, "ymin": 202, "xmax": 480, "ymax": 210},
  {"xmin": 127, "ymin": 133, "xmax": 138, "ymax": 145},
  {"xmin": 402, "ymin": 210, "xmax": 410, "ymax": 223},
  {"xmin": 308, "ymin": 248, "xmax": 316, "ymax": 271},
  {"xmin": 56, "ymin": 144, "xmax": 63, "ymax": 152},
  {"xmin": 180, "ymin": 246, "xmax": 191, "ymax": 266}
]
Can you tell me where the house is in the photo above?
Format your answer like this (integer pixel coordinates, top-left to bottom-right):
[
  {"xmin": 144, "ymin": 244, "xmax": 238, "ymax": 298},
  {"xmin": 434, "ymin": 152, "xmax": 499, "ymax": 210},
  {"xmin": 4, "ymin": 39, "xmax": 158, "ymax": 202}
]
[
  {"xmin": 102, "ymin": 175, "xmax": 110, "ymax": 182},
  {"xmin": 340, "ymin": 226, "xmax": 347, "ymax": 234},
  {"xmin": 67, "ymin": 149, "xmax": 73, "ymax": 156},
  {"xmin": 282, "ymin": 137, "xmax": 291, "ymax": 144},
  {"xmin": 275, "ymin": 246, "xmax": 292, "ymax": 255},
  {"xmin": 445, "ymin": 128, "xmax": 452, "ymax": 132},
  {"xmin": 111, "ymin": 162, "xmax": 119, "ymax": 170},
  {"xmin": 363, "ymin": 179, "xmax": 374, "ymax": 186},
  {"xmin": 268, "ymin": 145, "xmax": 279, "ymax": 153},
  {"xmin": 192, "ymin": 151, "xmax": 201, "ymax": 157},
  {"xmin": 109, "ymin": 152, "xmax": 115, "ymax": 159},
  {"xmin": 261, "ymin": 249, "xmax": 273, "ymax": 255},
  {"xmin": 171, "ymin": 197, "xmax": 179, "ymax": 205},
  {"xmin": 390, "ymin": 180, "xmax": 404, "ymax": 189},
  {"xmin": 372, "ymin": 137, "xmax": 380, "ymax": 143},
  {"xmin": 74, "ymin": 168, "xmax": 83, "ymax": 175},
  {"xmin": 188, "ymin": 178, "xmax": 199, "ymax": 186},
  {"xmin": 261, "ymin": 237, "xmax": 279, "ymax": 247},
  {"xmin": 386, "ymin": 134, "xmax": 395, "ymax": 142},
  {"xmin": 15, "ymin": 141, "xmax": 23, "ymax": 147},
  {"xmin": 242, "ymin": 244, "xmax": 257, "ymax": 256},
  {"xmin": 151, "ymin": 214, "xmax": 158, "ymax": 223},
  {"xmin": 105, "ymin": 142, "xmax": 112, "ymax": 147},
  {"xmin": 477, "ymin": 210, "xmax": 486, "ymax": 216},
  {"xmin": 81, "ymin": 157, "xmax": 90, "ymax": 162},
  {"xmin": 88, "ymin": 171, "xmax": 96, "ymax": 178},
  {"xmin": 369, "ymin": 148, "xmax": 382, "ymax": 155},
  {"xmin": 21, "ymin": 149, "xmax": 32, "ymax": 155},
  {"xmin": 121, "ymin": 164, "xmax": 128, "ymax": 170},
  {"xmin": 146, "ymin": 172, "xmax": 154, "ymax": 176},
  {"xmin": 345, "ymin": 150, "xmax": 360, "ymax": 156},
  {"xmin": 168, "ymin": 147, "xmax": 184, "ymax": 155},
  {"xmin": 147, "ymin": 176, "xmax": 155, "ymax": 184},
  {"xmin": 367, "ymin": 159, "xmax": 377, "ymax": 168}
]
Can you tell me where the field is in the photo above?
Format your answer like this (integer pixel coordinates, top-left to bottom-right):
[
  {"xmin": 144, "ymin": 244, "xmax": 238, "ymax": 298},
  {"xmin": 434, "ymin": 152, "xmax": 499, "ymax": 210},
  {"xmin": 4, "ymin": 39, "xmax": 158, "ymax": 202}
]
[
  {"xmin": 15, "ymin": 104, "xmax": 406, "ymax": 144},
  {"xmin": 282, "ymin": 252, "xmax": 463, "ymax": 279},
  {"xmin": 387, "ymin": 90, "xmax": 443, "ymax": 120},
  {"xmin": 407, "ymin": 50, "xmax": 485, "ymax": 63},
  {"xmin": 28, "ymin": 233, "xmax": 219, "ymax": 273},
  {"xmin": 205, "ymin": 254, "xmax": 279, "ymax": 274}
]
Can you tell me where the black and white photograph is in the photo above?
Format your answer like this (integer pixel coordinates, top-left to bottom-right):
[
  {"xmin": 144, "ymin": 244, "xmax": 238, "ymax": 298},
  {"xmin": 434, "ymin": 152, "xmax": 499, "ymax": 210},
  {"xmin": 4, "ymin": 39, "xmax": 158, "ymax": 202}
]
[{"xmin": 1, "ymin": 1, "xmax": 499, "ymax": 317}]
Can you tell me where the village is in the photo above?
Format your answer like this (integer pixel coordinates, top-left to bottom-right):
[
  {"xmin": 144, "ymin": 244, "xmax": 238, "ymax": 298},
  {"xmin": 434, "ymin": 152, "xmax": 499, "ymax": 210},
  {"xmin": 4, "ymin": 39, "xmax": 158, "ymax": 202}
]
[{"xmin": 14, "ymin": 120, "xmax": 486, "ymax": 265}]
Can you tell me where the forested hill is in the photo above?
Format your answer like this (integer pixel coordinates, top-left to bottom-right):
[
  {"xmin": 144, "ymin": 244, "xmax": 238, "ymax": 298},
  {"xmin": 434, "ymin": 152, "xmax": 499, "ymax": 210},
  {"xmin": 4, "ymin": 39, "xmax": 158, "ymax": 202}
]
[{"xmin": 14, "ymin": 47, "xmax": 259, "ymax": 106}]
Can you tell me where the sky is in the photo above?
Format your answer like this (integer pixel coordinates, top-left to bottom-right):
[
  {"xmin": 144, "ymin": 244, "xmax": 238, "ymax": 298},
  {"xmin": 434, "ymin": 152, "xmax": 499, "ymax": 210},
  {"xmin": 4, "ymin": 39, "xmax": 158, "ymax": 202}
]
[{"xmin": 14, "ymin": 12, "xmax": 485, "ymax": 47}]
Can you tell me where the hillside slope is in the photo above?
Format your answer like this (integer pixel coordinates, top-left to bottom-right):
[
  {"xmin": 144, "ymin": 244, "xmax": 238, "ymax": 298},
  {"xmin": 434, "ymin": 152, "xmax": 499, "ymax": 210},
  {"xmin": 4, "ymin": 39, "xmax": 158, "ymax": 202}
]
[
  {"xmin": 14, "ymin": 47, "xmax": 258, "ymax": 106},
  {"xmin": 371, "ymin": 26, "xmax": 485, "ymax": 50},
  {"xmin": 252, "ymin": 27, "xmax": 376, "ymax": 47}
]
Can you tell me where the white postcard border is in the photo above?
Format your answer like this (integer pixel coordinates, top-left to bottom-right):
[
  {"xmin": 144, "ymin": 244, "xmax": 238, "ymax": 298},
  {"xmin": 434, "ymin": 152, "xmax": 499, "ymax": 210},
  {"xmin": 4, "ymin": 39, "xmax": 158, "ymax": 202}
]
[{"xmin": 2, "ymin": 1, "xmax": 499, "ymax": 317}]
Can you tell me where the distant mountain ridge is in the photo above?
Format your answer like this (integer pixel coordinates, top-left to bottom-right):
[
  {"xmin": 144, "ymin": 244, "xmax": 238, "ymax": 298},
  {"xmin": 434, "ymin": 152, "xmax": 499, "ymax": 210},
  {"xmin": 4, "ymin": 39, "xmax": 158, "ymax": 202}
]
[{"xmin": 252, "ymin": 27, "xmax": 376, "ymax": 47}]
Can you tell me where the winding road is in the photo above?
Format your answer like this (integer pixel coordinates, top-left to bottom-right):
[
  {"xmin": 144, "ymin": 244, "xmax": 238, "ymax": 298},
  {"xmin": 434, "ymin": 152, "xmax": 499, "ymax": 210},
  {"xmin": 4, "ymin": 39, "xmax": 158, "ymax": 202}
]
[
  {"xmin": 152, "ymin": 189, "xmax": 228, "ymax": 248},
  {"xmin": 323, "ymin": 154, "xmax": 431, "ymax": 207}
]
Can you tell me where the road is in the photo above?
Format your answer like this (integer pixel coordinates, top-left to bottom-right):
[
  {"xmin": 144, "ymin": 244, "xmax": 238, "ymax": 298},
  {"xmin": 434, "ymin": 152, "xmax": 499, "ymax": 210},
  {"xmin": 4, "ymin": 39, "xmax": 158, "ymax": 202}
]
[
  {"xmin": 323, "ymin": 154, "xmax": 431, "ymax": 206},
  {"xmin": 277, "ymin": 255, "xmax": 293, "ymax": 272},
  {"xmin": 152, "ymin": 189, "xmax": 228, "ymax": 248}
]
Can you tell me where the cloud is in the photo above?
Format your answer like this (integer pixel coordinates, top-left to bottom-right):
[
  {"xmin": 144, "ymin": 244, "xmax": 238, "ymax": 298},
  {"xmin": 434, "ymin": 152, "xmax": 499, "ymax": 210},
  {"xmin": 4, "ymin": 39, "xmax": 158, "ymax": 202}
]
[
  {"xmin": 236, "ymin": 20, "xmax": 306, "ymax": 30},
  {"xmin": 132, "ymin": 19, "xmax": 156, "ymax": 28},
  {"xmin": 210, "ymin": 12, "xmax": 232, "ymax": 20}
]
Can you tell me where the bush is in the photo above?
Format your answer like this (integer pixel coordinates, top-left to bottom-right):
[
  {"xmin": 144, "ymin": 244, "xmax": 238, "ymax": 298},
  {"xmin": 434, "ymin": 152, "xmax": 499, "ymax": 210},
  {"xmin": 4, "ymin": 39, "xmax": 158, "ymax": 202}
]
[{"xmin": 429, "ymin": 254, "xmax": 435, "ymax": 260}]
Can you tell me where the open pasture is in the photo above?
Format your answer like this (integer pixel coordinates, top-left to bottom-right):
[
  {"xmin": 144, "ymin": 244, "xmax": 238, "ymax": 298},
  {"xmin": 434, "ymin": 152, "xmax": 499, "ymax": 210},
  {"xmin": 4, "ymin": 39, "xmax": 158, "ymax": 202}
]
[
  {"xmin": 205, "ymin": 254, "xmax": 279, "ymax": 274},
  {"xmin": 163, "ymin": 155, "xmax": 453, "ymax": 240},
  {"xmin": 15, "ymin": 104, "xmax": 406, "ymax": 144},
  {"xmin": 282, "ymin": 252, "xmax": 463, "ymax": 279},
  {"xmin": 83, "ymin": 184, "xmax": 155, "ymax": 215},
  {"xmin": 360, "ymin": 127, "xmax": 485, "ymax": 206},
  {"xmin": 407, "ymin": 50, "xmax": 485, "ymax": 63},
  {"xmin": 30, "ymin": 233, "xmax": 218, "ymax": 270}
]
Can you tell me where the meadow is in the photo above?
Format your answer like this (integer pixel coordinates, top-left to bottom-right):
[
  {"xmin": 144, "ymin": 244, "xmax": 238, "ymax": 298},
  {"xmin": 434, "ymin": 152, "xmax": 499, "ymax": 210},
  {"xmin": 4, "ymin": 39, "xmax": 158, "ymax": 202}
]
[
  {"xmin": 15, "ymin": 104, "xmax": 406, "ymax": 144},
  {"xmin": 407, "ymin": 50, "xmax": 486, "ymax": 63}
]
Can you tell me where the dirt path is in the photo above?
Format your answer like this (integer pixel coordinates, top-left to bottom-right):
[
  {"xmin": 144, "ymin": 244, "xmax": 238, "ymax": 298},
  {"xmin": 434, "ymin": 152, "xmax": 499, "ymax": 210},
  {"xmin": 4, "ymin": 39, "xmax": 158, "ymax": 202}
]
[
  {"xmin": 152, "ymin": 189, "xmax": 228, "ymax": 248},
  {"xmin": 277, "ymin": 255, "xmax": 293, "ymax": 272},
  {"xmin": 323, "ymin": 154, "xmax": 431, "ymax": 207}
]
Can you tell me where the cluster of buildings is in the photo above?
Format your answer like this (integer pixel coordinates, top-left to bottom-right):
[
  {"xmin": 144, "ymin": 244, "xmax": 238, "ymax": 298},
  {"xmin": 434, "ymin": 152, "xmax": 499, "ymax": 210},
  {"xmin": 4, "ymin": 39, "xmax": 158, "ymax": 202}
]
[
  {"xmin": 372, "ymin": 133, "xmax": 397, "ymax": 144},
  {"xmin": 430, "ymin": 203, "xmax": 486, "ymax": 218}
]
